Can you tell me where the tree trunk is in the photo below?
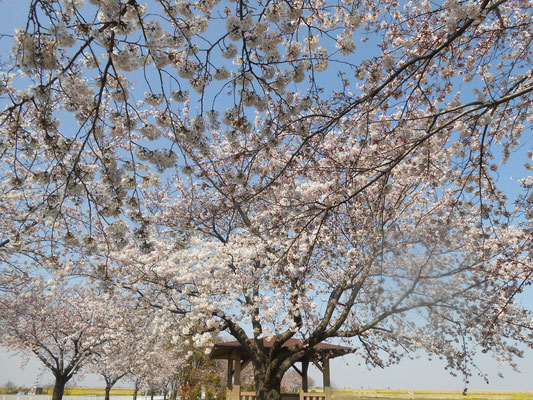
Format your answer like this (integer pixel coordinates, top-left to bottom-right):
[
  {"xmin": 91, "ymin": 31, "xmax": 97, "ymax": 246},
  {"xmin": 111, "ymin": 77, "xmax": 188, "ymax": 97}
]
[
  {"xmin": 254, "ymin": 374, "xmax": 282, "ymax": 400},
  {"xmin": 170, "ymin": 379, "xmax": 178, "ymax": 400},
  {"xmin": 51, "ymin": 375, "xmax": 68, "ymax": 400},
  {"xmin": 133, "ymin": 379, "xmax": 141, "ymax": 400},
  {"xmin": 105, "ymin": 385, "xmax": 112, "ymax": 400}
]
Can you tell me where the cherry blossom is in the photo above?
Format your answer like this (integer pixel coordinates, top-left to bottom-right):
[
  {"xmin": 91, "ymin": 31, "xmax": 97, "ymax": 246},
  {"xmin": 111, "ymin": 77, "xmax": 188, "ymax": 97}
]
[
  {"xmin": 0, "ymin": 0, "xmax": 532, "ymax": 399},
  {"xmin": 0, "ymin": 278, "xmax": 115, "ymax": 400}
]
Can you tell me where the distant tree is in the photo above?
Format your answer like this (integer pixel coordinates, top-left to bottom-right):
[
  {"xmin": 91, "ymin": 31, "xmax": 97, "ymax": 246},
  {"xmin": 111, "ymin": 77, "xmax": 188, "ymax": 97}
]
[
  {"xmin": 2, "ymin": 381, "xmax": 17, "ymax": 394},
  {"xmin": 131, "ymin": 377, "xmax": 143, "ymax": 400},
  {"xmin": 89, "ymin": 327, "xmax": 131, "ymax": 400},
  {"xmin": 175, "ymin": 347, "xmax": 224, "ymax": 400},
  {"xmin": 101, "ymin": 372, "xmax": 126, "ymax": 400},
  {"xmin": 281, "ymin": 371, "xmax": 314, "ymax": 393},
  {"xmin": 0, "ymin": 278, "xmax": 119, "ymax": 400},
  {"xmin": 123, "ymin": 321, "xmax": 188, "ymax": 400}
]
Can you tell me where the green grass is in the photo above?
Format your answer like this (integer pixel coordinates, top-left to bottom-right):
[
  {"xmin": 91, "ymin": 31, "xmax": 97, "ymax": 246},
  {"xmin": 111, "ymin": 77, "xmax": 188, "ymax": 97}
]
[{"xmin": 332, "ymin": 389, "xmax": 533, "ymax": 400}]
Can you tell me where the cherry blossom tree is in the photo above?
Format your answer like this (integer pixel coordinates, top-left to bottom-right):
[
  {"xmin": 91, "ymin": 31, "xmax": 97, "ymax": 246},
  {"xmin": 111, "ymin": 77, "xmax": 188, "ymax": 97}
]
[
  {"xmin": 0, "ymin": 0, "xmax": 532, "ymax": 400},
  {"xmin": 174, "ymin": 349, "xmax": 225, "ymax": 400},
  {"xmin": 0, "ymin": 278, "xmax": 118, "ymax": 400},
  {"xmin": 89, "ymin": 313, "xmax": 140, "ymax": 400},
  {"xmin": 82, "ymin": 290, "xmax": 189, "ymax": 400},
  {"xmin": 123, "ymin": 321, "xmax": 189, "ymax": 400},
  {"xmin": 281, "ymin": 370, "xmax": 314, "ymax": 393}
]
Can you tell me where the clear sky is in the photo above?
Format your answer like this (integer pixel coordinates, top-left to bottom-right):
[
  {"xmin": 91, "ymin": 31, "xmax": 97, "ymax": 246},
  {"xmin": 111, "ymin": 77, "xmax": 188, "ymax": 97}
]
[{"xmin": 0, "ymin": 0, "xmax": 531, "ymax": 393}]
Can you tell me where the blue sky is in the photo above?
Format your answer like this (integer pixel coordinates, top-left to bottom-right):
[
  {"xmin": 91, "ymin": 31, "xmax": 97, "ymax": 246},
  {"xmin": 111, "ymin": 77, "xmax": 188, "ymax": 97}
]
[
  {"xmin": 1, "ymin": 344, "xmax": 532, "ymax": 391},
  {"xmin": 1, "ymin": 0, "xmax": 532, "ymax": 392}
]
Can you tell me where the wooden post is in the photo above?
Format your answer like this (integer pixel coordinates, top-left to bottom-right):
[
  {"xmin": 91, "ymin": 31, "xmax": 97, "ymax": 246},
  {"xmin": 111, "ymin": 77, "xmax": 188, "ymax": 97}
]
[
  {"xmin": 322, "ymin": 356, "xmax": 331, "ymax": 400},
  {"xmin": 233, "ymin": 350, "xmax": 242, "ymax": 400},
  {"xmin": 227, "ymin": 354, "xmax": 234, "ymax": 400},
  {"xmin": 302, "ymin": 358, "xmax": 309, "ymax": 393}
]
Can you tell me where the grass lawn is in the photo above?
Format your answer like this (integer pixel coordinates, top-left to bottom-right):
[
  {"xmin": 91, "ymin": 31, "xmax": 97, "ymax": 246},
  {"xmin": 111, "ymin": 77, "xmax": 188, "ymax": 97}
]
[{"xmin": 332, "ymin": 389, "xmax": 533, "ymax": 400}]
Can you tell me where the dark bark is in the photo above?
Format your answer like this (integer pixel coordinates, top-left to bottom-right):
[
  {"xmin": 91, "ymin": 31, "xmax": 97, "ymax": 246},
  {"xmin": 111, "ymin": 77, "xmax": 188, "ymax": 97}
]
[
  {"xmin": 223, "ymin": 324, "xmax": 315, "ymax": 400},
  {"xmin": 102, "ymin": 373, "xmax": 124, "ymax": 400},
  {"xmin": 51, "ymin": 374, "xmax": 69, "ymax": 400},
  {"xmin": 253, "ymin": 363, "xmax": 285, "ymax": 400},
  {"xmin": 133, "ymin": 379, "xmax": 141, "ymax": 400},
  {"xmin": 255, "ymin": 377, "xmax": 282, "ymax": 400}
]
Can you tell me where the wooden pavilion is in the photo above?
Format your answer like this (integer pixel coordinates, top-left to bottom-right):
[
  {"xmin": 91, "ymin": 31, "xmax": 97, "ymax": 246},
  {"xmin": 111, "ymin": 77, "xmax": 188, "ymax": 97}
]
[{"xmin": 211, "ymin": 338, "xmax": 352, "ymax": 400}]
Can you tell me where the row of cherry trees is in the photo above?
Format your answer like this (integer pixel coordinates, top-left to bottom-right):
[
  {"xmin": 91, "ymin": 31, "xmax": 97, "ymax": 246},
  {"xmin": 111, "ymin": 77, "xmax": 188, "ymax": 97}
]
[
  {"xmin": 0, "ymin": 269, "xmax": 194, "ymax": 400},
  {"xmin": 0, "ymin": 0, "xmax": 531, "ymax": 399},
  {"xmin": 0, "ymin": 268, "xmax": 308, "ymax": 400}
]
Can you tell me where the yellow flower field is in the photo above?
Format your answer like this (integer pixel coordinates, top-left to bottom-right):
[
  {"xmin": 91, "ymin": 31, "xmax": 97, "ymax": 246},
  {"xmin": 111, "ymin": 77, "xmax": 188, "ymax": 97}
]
[{"xmin": 61, "ymin": 388, "xmax": 135, "ymax": 396}]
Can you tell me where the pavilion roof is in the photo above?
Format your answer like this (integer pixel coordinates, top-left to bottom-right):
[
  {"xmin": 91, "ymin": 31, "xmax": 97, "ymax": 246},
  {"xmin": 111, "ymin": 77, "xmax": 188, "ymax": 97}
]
[{"xmin": 211, "ymin": 337, "xmax": 353, "ymax": 361}]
